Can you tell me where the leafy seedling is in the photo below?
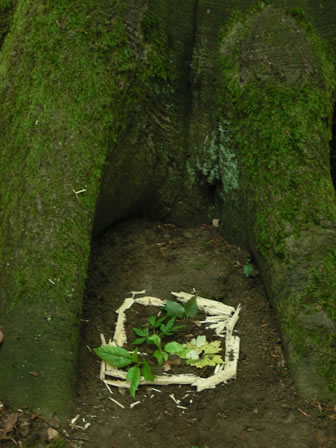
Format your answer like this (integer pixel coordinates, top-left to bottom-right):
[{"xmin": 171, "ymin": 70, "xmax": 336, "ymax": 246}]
[
  {"xmin": 133, "ymin": 315, "xmax": 184, "ymax": 346},
  {"xmin": 94, "ymin": 345, "xmax": 155, "ymax": 397},
  {"xmin": 164, "ymin": 295, "xmax": 198, "ymax": 319},
  {"xmin": 159, "ymin": 316, "xmax": 185, "ymax": 336},
  {"xmin": 148, "ymin": 313, "xmax": 167, "ymax": 329},
  {"xmin": 243, "ymin": 260, "xmax": 254, "ymax": 277},
  {"xmin": 147, "ymin": 334, "xmax": 168, "ymax": 365},
  {"xmin": 165, "ymin": 336, "xmax": 225, "ymax": 368},
  {"xmin": 132, "ymin": 326, "xmax": 151, "ymax": 345}
]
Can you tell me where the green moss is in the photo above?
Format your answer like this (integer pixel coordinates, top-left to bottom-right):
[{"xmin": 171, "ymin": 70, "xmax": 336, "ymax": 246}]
[
  {"xmin": 217, "ymin": 5, "xmax": 336, "ymax": 258},
  {"xmin": 0, "ymin": 0, "xmax": 12, "ymax": 11},
  {"xmin": 215, "ymin": 5, "xmax": 336, "ymax": 395},
  {"xmin": 281, "ymin": 249, "xmax": 336, "ymax": 390},
  {"xmin": 0, "ymin": 0, "xmax": 180, "ymax": 415},
  {"xmin": 0, "ymin": 0, "xmax": 177, "ymax": 302}
]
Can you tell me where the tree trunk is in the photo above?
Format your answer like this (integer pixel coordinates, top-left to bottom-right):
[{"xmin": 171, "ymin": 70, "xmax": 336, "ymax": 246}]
[
  {"xmin": 189, "ymin": 3, "xmax": 336, "ymax": 401},
  {"xmin": 0, "ymin": 0, "xmax": 335, "ymax": 418}
]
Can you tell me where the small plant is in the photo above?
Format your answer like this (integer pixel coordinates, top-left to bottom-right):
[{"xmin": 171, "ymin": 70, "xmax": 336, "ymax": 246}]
[
  {"xmin": 146, "ymin": 334, "xmax": 169, "ymax": 365},
  {"xmin": 243, "ymin": 259, "xmax": 254, "ymax": 277},
  {"xmin": 95, "ymin": 296, "xmax": 200, "ymax": 396},
  {"xmin": 133, "ymin": 315, "xmax": 184, "ymax": 345},
  {"xmin": 133, "ymin": 296, "xmax": 197, "ymax": 345},
  {"xmin": 164, "ymin": 295, "xmax": 198, "ymax": 319},
  {"xmin": 165, "ymin": 336, "xmax": 225, "ymax": 368},
  {"xmin": 94, "ymin": 346, "xmax": 155, "ymax": 397}
]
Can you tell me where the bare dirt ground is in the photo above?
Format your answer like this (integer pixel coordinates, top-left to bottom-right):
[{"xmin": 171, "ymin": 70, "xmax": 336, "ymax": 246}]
[{"xmin": 1, "ymin": 218, "xmax": 336, "ymax": 447}]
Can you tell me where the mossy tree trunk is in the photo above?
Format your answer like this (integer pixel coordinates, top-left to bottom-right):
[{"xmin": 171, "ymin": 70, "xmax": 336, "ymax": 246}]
[
  {"xmin": 0, "ymin": 0, "xmax": 208, "ymax": 418},
  {"xmin": 0, "ymin": 0, "xmax": 336, "ymax": 418},
  {"xmin": 189, "ymin": 3, "xmax": 336, "ymax": 401}
]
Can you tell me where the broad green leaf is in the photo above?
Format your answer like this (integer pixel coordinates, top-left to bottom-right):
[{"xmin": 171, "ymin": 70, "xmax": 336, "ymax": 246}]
[
  {"xmin": 156, "ymin": 314, "xmax": 168, "ymax": 327},
  {"xmin": 160, "ymin": 317, "xmax": 176, "ymax": 334},
  {"xmin": 162, "ymin": 351, "xmax": 168, "ymax": 361},
  {"xmin": 133, "ymin": 337, "xmax": 146, "ymax": 345},
  {"xmin": 147, "ymin": 334, "xmax": 161, "ymax": 347},
  {"xmin": 164, "ymin": 341, "xmax": 185, "ymax": 354},
  {"xmin": 243, "ymin": 263, "xmax": 253, "ymax": 277},
  {"xmin": 164, "ymin": 300, "xmax": 185, "ymax": 318},
  {"xmin": 94, "ymin": 346, "xmax": 133, "ymax": 368},
  {"xmin": 142, "ymin": 358, "xmax": 156, "ymax": 382},
  {"xmin": 165, "ymin": 317, "xmax": 176, "ymax": 330},
  {"xmin": 126, "ymin": 366, "xmax": 141, "ymax": 398},
  {"xmin": 133, "ymin": 327, "xmax": 149, "ymax": 337},
  {"xmin": 147, "ymin": 315, "xmax": 157, "ymax": 327},
  {"xmin": 153, "ymin": 349, "xmax": 163, "ymax": 365},
  {"xmin": 184, "ymin": 296, "xmax": 198, "ymax": 318}
]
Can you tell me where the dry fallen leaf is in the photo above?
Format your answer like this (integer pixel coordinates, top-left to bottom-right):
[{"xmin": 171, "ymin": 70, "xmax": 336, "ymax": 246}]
[
  {"xmin": 0, "ymin": 328, "xmax": 4, "ymax": 345},
  {"xmin": 47, "ymin": 427, "xmax": 60, "ymax": 441},
  {"xmin": 3, "ymin": 413, "xmax": 18, "ymax": 435},
  {"xmin": 163, "ymin": 357, "xmax": 182, "ymax": 372}
]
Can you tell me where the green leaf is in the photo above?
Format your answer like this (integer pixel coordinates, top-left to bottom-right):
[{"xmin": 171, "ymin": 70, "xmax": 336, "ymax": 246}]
[
  {"xmin": 202, "ymin": 340, "xmax": 222, "ymax": 354},
  {"xmin": 94, "ymin": 346, "xmax": 133, "ymax": 368},
  {"xmin": 131, "ymin": 347, "xmax": 139, "ymax": 363},
  {"xmin": 133, "ymin": 337, "xmax": 146, "ymax": 345},
  {"xmin": 243, "ymin": 263, "xmax": 253, "ymax": 277},
  {"xmin": 147, "ymin": 334, "xmax": 161, "ymax": 348},
  {"xmin": 160, "ymin": 317, "xmax": 177, "ymax": 335},
  {"xmin": 148, "ymin": 314, "xmax": 166, "ymax": 328},
  {"xmin": 164, "ymin": 341, "xmax": 185, "ymax": 354},
  {"xmin": 164, "ymin": 300, "xmax": 185, "ymax": 318},
  {"xmin": 184, "ymin": 296, "xmax": 198, "ymax": 318},
  {"xmin": 133, "ymin": 327, "xmax": 149, "ymax": 337},
  {"xmin": 147, "ymin": 315, "xmax": 157, "ymax": 327},
  {"xmin": 126, "ymin": 366, "xmax": 141, "ymax": 398},
  {"xmin": 141, "ymin": 358, "xmax": 156, "ymax": 382},
  {"xmin": 189, "ymin": 354, "xmax": 225, "ymax": 368},
  {"xmin": 153, "ymin": 349, "xmax": 163, "ymax": 365}
]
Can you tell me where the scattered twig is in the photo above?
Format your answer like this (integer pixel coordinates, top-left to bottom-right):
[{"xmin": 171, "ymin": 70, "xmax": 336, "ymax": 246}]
[{"xmin": 108, "ymin": 398, "xmax": 125, "ymax": 409}]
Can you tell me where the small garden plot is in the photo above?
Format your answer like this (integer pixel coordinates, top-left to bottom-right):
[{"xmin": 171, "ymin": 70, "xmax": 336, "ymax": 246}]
[{"xmin": 95, "ymin": 291, "xmax": 241, "ymax": 397}]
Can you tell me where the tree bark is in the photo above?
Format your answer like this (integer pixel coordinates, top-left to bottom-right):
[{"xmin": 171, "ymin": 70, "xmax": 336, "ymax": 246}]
[{"xmin": 189, "ymin": 3, "xmax": 336, "ymax": 401}]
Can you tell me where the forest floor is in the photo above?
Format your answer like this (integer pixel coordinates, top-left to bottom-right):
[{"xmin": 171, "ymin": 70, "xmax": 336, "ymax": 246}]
[{"xmin": 1, "ymin": 218, "xmax": 336, "ymax": 447}]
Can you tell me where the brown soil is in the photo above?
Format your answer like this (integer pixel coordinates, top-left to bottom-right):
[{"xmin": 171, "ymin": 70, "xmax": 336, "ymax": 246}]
[{"xmin": 1, "ymin": 218, "xmax": 336, "ymax": 447}]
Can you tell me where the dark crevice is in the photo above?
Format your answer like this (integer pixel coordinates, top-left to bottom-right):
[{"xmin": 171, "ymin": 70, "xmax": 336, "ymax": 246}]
[
  {"xmin": 330, "ymin": 103, "xmax": 336, "ymax": 191},
  {"xmin": 182, "ymin": 0, "xmax": 199, "ymax": 121}
]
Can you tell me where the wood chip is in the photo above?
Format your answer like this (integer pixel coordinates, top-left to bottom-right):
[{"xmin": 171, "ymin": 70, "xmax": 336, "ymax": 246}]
[
  {"xmin": 109, "ymin": 397, "xmax": 125, "ymax": 409},
  {"xmin": 130, "ymin": 401, "xmax": 141, "ymax": 408}
]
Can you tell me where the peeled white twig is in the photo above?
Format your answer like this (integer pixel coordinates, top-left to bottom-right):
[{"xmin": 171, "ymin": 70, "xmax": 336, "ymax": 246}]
[
  {"xmin": 171, "ymin": 291, "xmax": 235, "ymax": 316},
  {"xmin": 134, "ymin": 296, "xmax": 166, "ymax": 307},
  {"xmin": 127, "ymin": 290, "xmax": 146, "ymax": 299},
  {"xmin": 113, "ymin": 298, "xmax": 134, "ymax": 346},
  {"xmin": 109, "ymin": 397, "xmax": 125, "ymax": 409},
  {"xmin": 130, "ymin": 401, "xmax": 141, "ymax": 408}
]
